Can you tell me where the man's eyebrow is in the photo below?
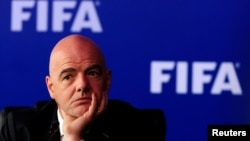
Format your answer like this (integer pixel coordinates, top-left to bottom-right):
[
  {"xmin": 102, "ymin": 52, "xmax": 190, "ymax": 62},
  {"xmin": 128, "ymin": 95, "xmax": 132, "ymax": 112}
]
[
  {"xmin": 86, "ymin": 65, "xmax": 103, "ymax": 73},
  {"xmin": 59, "ymin": 68, "xmax": 76, "ymax": 78}
]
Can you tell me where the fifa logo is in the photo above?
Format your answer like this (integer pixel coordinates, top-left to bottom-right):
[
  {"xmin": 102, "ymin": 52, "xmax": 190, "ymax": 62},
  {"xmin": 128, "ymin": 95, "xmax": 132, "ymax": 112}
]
[
  {"xmin": 150, "ymin": 61, "xmax": 242, "ymax": 95},
  {"xmin": 11, "ymin": 0, "xmax": 102, "ymax": 33}
]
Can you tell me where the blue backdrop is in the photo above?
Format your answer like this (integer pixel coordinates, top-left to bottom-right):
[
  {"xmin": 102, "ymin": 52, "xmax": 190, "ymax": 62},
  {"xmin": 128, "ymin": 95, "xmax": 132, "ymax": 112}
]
[{"xmin": 1, "ymin": 0, "xmax": 250, "ymax": 141}]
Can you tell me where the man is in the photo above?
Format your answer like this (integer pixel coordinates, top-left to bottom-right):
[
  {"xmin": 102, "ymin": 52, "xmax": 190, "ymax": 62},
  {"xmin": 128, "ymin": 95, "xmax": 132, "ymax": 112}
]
[
  {"xmin": 45, "ymin": 34, "xmax": 111, "ymax": 141},
  {"xmin": 0, "ymin": 34, "xmax": 166, "ymax": 141}
]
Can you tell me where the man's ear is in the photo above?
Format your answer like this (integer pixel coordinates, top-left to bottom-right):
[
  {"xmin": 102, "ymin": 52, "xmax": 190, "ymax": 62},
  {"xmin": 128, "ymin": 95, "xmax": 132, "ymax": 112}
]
[{"xmin": 45, "ymin": 76, "xmax": 55, "ymax": 99}]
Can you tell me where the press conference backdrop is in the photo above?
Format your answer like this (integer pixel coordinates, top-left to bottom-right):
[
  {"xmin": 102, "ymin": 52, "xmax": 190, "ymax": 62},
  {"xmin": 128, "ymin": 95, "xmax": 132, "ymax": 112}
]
[{"xmin": 1, "ymin": 0, "xmax": 250, "ymax": 140}]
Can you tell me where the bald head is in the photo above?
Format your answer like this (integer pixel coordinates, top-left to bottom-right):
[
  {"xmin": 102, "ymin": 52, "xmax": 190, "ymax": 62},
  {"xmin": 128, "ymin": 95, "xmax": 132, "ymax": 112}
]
[
  {"xmin": 46, "ymin": 34, "xmax": 111, "ymax": 118},
  {"xmin": 49, "ymin": 34, "xmax": 106, "ymax": 76}
]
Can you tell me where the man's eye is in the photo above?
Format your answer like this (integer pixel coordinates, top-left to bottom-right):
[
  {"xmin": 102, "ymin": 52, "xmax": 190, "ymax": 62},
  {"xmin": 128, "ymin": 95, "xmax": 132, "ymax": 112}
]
[
  {"xmin": 63, "ymin": 75, "xmax": 71, "ymax": 80},
  {"xmin": 88, "ymin": 71, "xmax": 100, "ymax": 77}
]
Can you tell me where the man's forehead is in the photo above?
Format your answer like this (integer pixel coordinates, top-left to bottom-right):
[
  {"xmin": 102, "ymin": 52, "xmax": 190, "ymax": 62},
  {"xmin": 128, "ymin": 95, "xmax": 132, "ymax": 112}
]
[
  {"xmin": 49, "ymin": 34, "xmax": 106, "ymax": 75},
  {"xmin": 50, "ymin": 53, "xmax": 105, "ymax": 76},
  {"xmin": 53, "ymin": 56, "xmax": 101, "ymax": 70}
]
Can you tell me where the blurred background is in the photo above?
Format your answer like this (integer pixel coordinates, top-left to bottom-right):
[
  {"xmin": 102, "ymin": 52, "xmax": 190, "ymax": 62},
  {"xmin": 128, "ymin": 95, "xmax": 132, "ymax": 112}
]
[{"xmin": 1, "ymin": 0, "xmax": 250, "ymax": 141}]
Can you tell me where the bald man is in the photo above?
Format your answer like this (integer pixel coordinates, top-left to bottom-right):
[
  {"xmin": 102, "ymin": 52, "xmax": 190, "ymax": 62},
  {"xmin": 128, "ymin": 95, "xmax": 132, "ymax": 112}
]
[
  {"xmin": 0, "ymin": 34, "xmax": 150, "ymax": 141},
  {"xmin": 45, "ymin": 34, "xmax": 111, "ymax": 141}
]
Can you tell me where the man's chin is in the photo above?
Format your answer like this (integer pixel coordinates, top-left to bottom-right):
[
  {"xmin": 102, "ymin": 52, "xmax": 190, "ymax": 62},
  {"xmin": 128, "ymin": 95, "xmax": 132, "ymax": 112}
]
[{"xmin": 74, "ymin": 105, "xmax": 90, "ymax": 116}]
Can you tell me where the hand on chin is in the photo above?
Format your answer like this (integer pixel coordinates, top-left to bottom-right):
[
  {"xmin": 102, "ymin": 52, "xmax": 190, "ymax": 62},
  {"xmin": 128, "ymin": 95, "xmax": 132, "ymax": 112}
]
[{"xmin": 73, "ymin": 104, "xmax": 91, "ymax": 117}]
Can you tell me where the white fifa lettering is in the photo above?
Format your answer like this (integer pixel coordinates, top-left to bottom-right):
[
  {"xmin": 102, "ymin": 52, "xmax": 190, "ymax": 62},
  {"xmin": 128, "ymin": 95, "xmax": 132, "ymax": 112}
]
[
  {"xmin": 11, "ymin": 0, "xmax": 102, "ymax": 33},
  {"xmin": 150, "ymin": 61, "xmax": 242, "ymax": 95},
  {"xmin": 150, "ymin": 61, "xmax": 175, "ymax": 94},
  {"xmin": 53, "ymin": 1, "xmax": 76, "ymax": 32},
  {"xmin": 176, "ymin": 62, "xmax": 188, "ymax": 94},
  {"xmin": 11, "ymin": 1, "xmax": 35, "ymax": 31},
  {"xmin": 211, "ymin": 62, "xmax": 242, "ymax": 95},
  {"xmin": 37, "ymin": 0, "xmax": 48, "ymax": 31},
  {"xmin": 71, "ymin": 1, "xmax": 103, "ymax": 32},
  {"xmin": 192, "ymin": 62, "xmax": 216, "ymax": 94}
]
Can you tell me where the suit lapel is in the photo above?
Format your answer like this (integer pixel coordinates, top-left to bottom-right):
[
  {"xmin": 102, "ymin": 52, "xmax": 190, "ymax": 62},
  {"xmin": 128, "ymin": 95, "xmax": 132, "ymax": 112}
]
[
  {"xmin": 49, "ymin": 128, "xmax": 60, "ymax": 141},
  {"xmin": 40, "ymin": 101, "xmax": 60, "ymax": 141}
]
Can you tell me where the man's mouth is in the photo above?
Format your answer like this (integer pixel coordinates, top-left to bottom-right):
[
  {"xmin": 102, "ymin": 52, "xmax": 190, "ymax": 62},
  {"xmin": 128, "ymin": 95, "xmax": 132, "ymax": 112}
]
[{"xmin": 73, "ymin": 97, "xmax": 92, "ymax": 105}]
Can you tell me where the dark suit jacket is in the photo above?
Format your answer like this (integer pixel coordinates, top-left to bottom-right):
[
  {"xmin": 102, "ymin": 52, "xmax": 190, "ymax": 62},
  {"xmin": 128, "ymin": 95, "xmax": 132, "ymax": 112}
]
[{"xmin": 0, "ymin": 100, "xmax": 164, "ymax": 141}]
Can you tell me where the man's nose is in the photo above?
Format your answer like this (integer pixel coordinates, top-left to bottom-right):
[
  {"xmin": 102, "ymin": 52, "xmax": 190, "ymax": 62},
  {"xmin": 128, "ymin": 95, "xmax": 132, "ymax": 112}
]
[{"xmin": 76, "ymin": 74, "xmax": 90, "ymax": 94}]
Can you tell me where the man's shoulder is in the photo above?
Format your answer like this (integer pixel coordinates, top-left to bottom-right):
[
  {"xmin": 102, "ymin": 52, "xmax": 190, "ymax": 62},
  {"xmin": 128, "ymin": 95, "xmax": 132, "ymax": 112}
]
[
  {"xmin": 107, "ymin": 99, "xmax": 137, "ymax": 112},
  {"xmin": 1, "ymin": 100, "xmax": 57, "ymax": 125},
  {"xmin": 0, "ymin": 100, "xmax": 58, "ymax": 141},
  {"xmin": 106, "ymin": 99, "xmax": 140, "ymax": 120},
  {"xmin": 105, "ymin": 99, "xmax": 166, "ymax": 141},
  {"xmin": 102, "ymin": 99, "xmax": 140, "ymax": 124}
]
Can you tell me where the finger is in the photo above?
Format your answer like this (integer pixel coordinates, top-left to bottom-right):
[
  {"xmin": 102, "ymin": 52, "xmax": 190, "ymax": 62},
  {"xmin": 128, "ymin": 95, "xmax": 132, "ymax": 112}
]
[
  {"xmin": 67, "ymin": 94, "xmax": 97, "ymax": 133},
  {"xmin": 62, "ymin": 94, "xmax": 99, "ymax": 137},
  {"xmin": 97, "ymin": 92, "xmax": 108, "ymax": 115},
  {"xmin": 86, "ymin": 92, "xmax": 98, "ymax": 117},
  {"xmin": 63, "ymin": 114, "xmax": 84, "ymax": 136}
]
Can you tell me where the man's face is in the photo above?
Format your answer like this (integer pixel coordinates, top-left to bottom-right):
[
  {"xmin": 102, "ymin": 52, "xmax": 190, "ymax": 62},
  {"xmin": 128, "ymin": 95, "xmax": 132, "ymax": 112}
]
[{"xmin": 46, "ymin": 41, "xmax": 110, "ymax": 118}]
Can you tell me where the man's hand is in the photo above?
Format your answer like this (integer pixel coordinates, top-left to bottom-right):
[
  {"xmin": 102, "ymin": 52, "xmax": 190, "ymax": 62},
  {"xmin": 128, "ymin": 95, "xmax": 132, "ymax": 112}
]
[{"xmin": 62, "ymin": 93, "xmax": 107, "ymax": 141}]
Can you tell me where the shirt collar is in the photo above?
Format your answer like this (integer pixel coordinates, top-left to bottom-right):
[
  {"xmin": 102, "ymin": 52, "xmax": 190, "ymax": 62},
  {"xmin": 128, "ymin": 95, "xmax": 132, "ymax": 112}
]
[{"xmin": 57, "ymin": 109, "xmax": 64, "ymax": 136}]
